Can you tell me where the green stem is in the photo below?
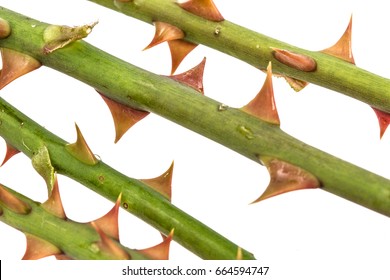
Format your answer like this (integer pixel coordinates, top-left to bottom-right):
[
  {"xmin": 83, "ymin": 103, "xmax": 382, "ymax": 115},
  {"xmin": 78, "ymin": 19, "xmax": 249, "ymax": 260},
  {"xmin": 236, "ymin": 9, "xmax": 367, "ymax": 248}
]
[
  {"xmin": 88, "ymin": 0, "xmax": 390, "ymax": 114},
  {"xmin": 0, "ymin": 184, "xmax": 151, "ymax": 260},
  {"xmin": 0, "ymin": 7, "xmax": 389, "ymax": 220},
  {"xmin": 0, "ymin": 96, "xmax": 254, "ymax": 260}
]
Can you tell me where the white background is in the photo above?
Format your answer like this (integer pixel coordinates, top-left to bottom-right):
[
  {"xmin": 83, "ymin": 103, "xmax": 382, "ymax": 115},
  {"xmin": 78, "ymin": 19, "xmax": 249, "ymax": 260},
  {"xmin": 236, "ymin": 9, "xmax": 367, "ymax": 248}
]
[{"xmin": 0, "ymin": 0, "xmax": 389, "ymax": 279}]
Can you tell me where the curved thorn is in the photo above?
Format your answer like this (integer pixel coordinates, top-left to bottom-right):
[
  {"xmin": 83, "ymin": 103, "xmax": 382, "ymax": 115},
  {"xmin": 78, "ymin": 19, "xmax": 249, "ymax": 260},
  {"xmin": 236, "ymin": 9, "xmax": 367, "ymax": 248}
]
[
  {"xmin": 321, "ymin": 16, "xmax": 355, "ymax": 64},
  {"xmin": 99, "ymin": 92, "xmax": 149, "ymax": 143},
  {"xmin": 23, "ymin": 234, "xmax": 61, "ymax": 260},
  {"xmin": 0, "ymin": 48, "xmax": 41, "ymax": 90},
  {"xmin": 1, "ymin": 143, "xmax": 20, "ymax": 167},
  {"xmin": 168, "ymin": 57, "xmax": 206, "ymax": 94},
  {"xmin": 31, "ymin": 146, "xmax": 56, "ymax": 194},
  {"xmin": 143, "ymin": 22, "xmax": 185, "ymax": 50},
  {"xmin": 271, "ymin": 48, "xmax": 317, "ymax": 72},
  {"xmin": 373, "ymin": 107, "xmax": 390, "ymax": 139},
  {"xmin": 0, "ymin": 184, "xmax": 31, "ymax": 214},
  {"xmin": 168, "ymin": 40, "xmax": 198, "ymax": 74},
  {"xmin": 66, "ymin": 123, "xmax": 98, "ymax": 165},
  {"xmin": 242, "ymin": 62, "xmax": 280, "ymax": 125},
  {"xmin": 252, "ymin": 157, "xmax": 321, "ymax": 203},
  {"xmin": 141, "ymin": 161, "xmax": 174, "ymax": 201},
  {"xmin": 92, "ymin": 193, "xmax": 121, "ymax": 240},
  {"xmin": 178, "ymin": 0, "xmax": 224, "ymax": 22},
  {"xmin": 41, "ymin": 175, "xmax": 66, "ymax": 219},
  {"xmin": 91, "ymin": 222, "xmax": 130, "ymax": 260},
  {"xmin": 138, "ymin": 229, "xmax": 174, "ymax": 260}
]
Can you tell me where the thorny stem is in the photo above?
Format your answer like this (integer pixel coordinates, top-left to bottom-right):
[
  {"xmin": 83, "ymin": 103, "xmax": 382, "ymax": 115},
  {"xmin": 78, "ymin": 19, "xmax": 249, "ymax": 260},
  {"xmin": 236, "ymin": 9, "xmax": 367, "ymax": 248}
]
[
  {"xmin": 88, "ymin": 0, "xmax": 390, "ymax": 114},
  {"xmin": 0, "ymin": 7, "xmax": 389, "ymax": 217},
  {"xmin": 0, "ymin": 96, "xmax": 254, "ymax": 260},
  {"xmin": 0, "ymin": 184, "xmax": 151, "ymax": 260}
]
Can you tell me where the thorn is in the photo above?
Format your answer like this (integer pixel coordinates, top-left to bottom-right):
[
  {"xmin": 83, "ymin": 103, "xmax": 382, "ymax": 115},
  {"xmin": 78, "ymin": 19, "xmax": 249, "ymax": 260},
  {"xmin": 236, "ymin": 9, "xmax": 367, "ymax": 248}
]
[
  {"xmin": 1, "ymin": 143, "xmax": 20, "ymax": 167},
  {"xmin": 92, "ymin": 193, "xmax": 121, "ymax": 240},
  {"xmin": 178, "ymin": 0, "xmax": 224, "ymax": 22},
  {"xmin": 373, "ymin": 107, "xmax": 390, "ymax": 139},
  {"xmin": 252, "ymin": 157, "xmax": 321, "ymax": 203},
  {"xmin": 271, "ymin": 48, "xmax": 317, "ymax": 72},
  {"xmin": 168, "ymin": 40, "xmax": 198, "ymax": 74},
  {"xmin": 143, "ymin": 22, "xmax": 185, "ymax": 50},
  {"xmin": 91, "ymin": 222, "xmax": 130, "ymax": 260},
  {"xmin": 321, "ymin": 16, "xmax": 355, "ymax": 64},
  {"xmin": 141, "ymin": 161, "xmax": 174, "ymax": 201},
  {"xmin": 0, "ymin": 48, "xmax": 41, "ymax": 90},
  {"xmin": 99, "ymin": 93, "xmax": 149, "ymax": 143},
  {"xmin": 41, "ymin": 175, "xmax": 66, "ymax": 219},
  {"xmin": 242, "ymin": 62, "xmax": 280, "ymax": 125},
  {"xmin": 66, "ymin": 123, "xmax": 98, "ymax": 165},
  {"xmin": 0, "ymin": 18, "xmax": 11, "ymax": 39},
  {"xmin": 168, "ymin": 57, "xmax": 206, "ymax": 94},
  {"xmin": 55, "ymin": 254, "xmax": 73, "ymax": 260},
  {"xmin": 0, "ymin": 184, "xmax": 31, "ymax": 214},
  {"xmin": 23, "ymin": 233, "xmax": 62, "ymax": 260},
  {"xmin": 31, "ymin": 146, "xmax": 56, "ymax": 194},
  {"xmin": 43, "ymin": 22, "xmax": 98, "ymax": 54},
  {"xmin": 280, "ymin": 75, "xmax": 309, "ymax": 92},
  {"xmin": 138, "ymin": 229, "xmax": 174, "ymax": 260}
]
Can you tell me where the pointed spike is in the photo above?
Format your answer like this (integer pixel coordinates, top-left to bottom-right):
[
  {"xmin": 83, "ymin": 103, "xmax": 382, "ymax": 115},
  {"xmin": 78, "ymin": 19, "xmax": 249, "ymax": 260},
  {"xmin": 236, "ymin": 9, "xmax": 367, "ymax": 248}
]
[
  {"xmin": 66, "ymin": 123, "xmax": 98, "ymax": 165},
  {"xmin": 282, "ymin": 76, "xmax": 309, "ymax": 92},
  {"xmin": 242, "ymin": 62, "xmax": 280, "ymax": 125},
  {"xmin": 272, "ymin": 48, "xmax": 317, "ymax": 72},
  {"xmin": 168, "ymin": 57, "xmax": 206, "ymax": 94},
  {"xmin": 41, "ymin": 175, "xmax": 66, "ymax": 219},
  {"xmin": 141, "ymin": 162, "xmax": 174, "ymax": 201},
  {"xmin": 23, "ymin": 233, "xmax": 62, "ymax": 260},
  {"xmin": 178, "ymin": 0, "xmax": 224, "ymax": 22},
  {"xmin": 0, "ymin": 184, "xmax": 31, "ymax": 214},
  {"xmin": 1, "ymin": 143, "xmax": 20, "ymax": 167},
  {"xmin": 0, "ymin": 18, "xmax": 11, "ymax": 39},
  {"xmin": 373, "ymin": 107, "xmax": 390, "ymax": 139},
  {"xmin": 0, "ymin": 48, "xmax": 41, "ymax": 90},
  {"xmin": 99, "ymin": 93, "xmax": 149, "ymax": 143},
  {"xmin": 168, "ymin": 40, "xmax": 198, "ymax": 74},
  {"xmin": 43, "ymin": 22, "xmax": 98, "ymax": 54},
  {"xmin": 91, "ymin": 222, "xmax": 130, "ymax": 260},
  {"xmin": 252, "ymin": 157, "xmax": 321, "ymax": 203},
  {"xmin": 55, "ymin": 254, "xmax": 73, "ymax": 260},
  {"xmin": 31, "ymin": 146, "xmax": 56, "ymax": 194},
  {"xmin": 92, "ymin": 193, "xmax": 121, "ymax": 240},
  {"xmin": 143, "ymin": 22, "xmax": 185, "ymax": 50},
  {"xmin": 138, "ymin": 229, "xmax": 174, "ymax": 260},
  {"xmin": 321, "ymin": 16, "xmax": 355, "ymax": 64}
]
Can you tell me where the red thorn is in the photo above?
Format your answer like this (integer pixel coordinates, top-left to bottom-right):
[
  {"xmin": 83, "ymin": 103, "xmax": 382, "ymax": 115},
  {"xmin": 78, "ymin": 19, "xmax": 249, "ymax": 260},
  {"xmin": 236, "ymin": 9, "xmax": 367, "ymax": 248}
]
[
  {"xmin": 99, "ymin": 93, "xmax": 149, "ymax": 143},
  {"xmin": 138, "ymin": 229, "xmax": 174, "ymax": 260},
  {"xmin": 252, "ymin": 157, "xmax": 321, "ymax": 203},
  {"xmin": 143, "ymin": 22, "xmax": 185, "ymax": 50},
  {"xmin": 168, "ymin": 40, "xmax": 198, "ymax": 74},
  {"xmin": 66, "ymin": 123, "xmax": 98, "ymax": 165},
  {"xmin": 23, "ymin": 234, "xmax": 62, "ymax": 260},
  {"xmin": 92, "ymin": 193, "xmax": 121, "ymax": 240},
  {"xmin": 0, "ymin": 48, "xmax": 41, "ymax": 90},
  {"xmin": 41, "ymin": 175, "xmax": 66, "ymax": 220},
  {"xmin": 242, "ymin": 62, "xmax": 280, "ymax": 125},
  {"xmin": 91, "ymin": 222, "xmax": 130, "ymax": 260},
  {"xmin": 1, "ymin": 143, "xmax": 20, "ymax": 166},
  {"xmin": 178, "ymin": 0, "xmax": 224, "ymax": 22},
  {"xmin": 272, "ymin": 48, "xmax": 317, "ymax": 72},
  {"xmin": 0, "ymin": 184, "xmax": 31, "ymax": 214},
  {"xmin": 373, "ymin": 107, "xmax": 390, "ymax": 139},
  {"xmin": 141, "ymin": 162, "xmax": 174, "ymax": 201},
  {"xmin": 168, "ymin": 58, "xmax": 206, "ymax": 94},
  {"xmin": 321, "ymin": 16, "xmax": 355, "ymax": 64}
]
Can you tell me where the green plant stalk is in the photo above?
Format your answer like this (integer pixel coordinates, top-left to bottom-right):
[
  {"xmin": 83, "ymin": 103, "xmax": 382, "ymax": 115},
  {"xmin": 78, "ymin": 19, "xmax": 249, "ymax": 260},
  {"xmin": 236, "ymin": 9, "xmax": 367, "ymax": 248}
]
[
  {"xmin": 0, "ymin": 97, "xmax": 254, "ymax": 260},
  {"xmin": 88, "ymin": 0, "xmax": 390, "ymax": 114},
  {"xmin": 0, "ymin": 7, "xmax": 389, "ymax": 217},
  {"xmin": 0, "ymin": 184, "xmax": 152, "ymax": 260}
]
